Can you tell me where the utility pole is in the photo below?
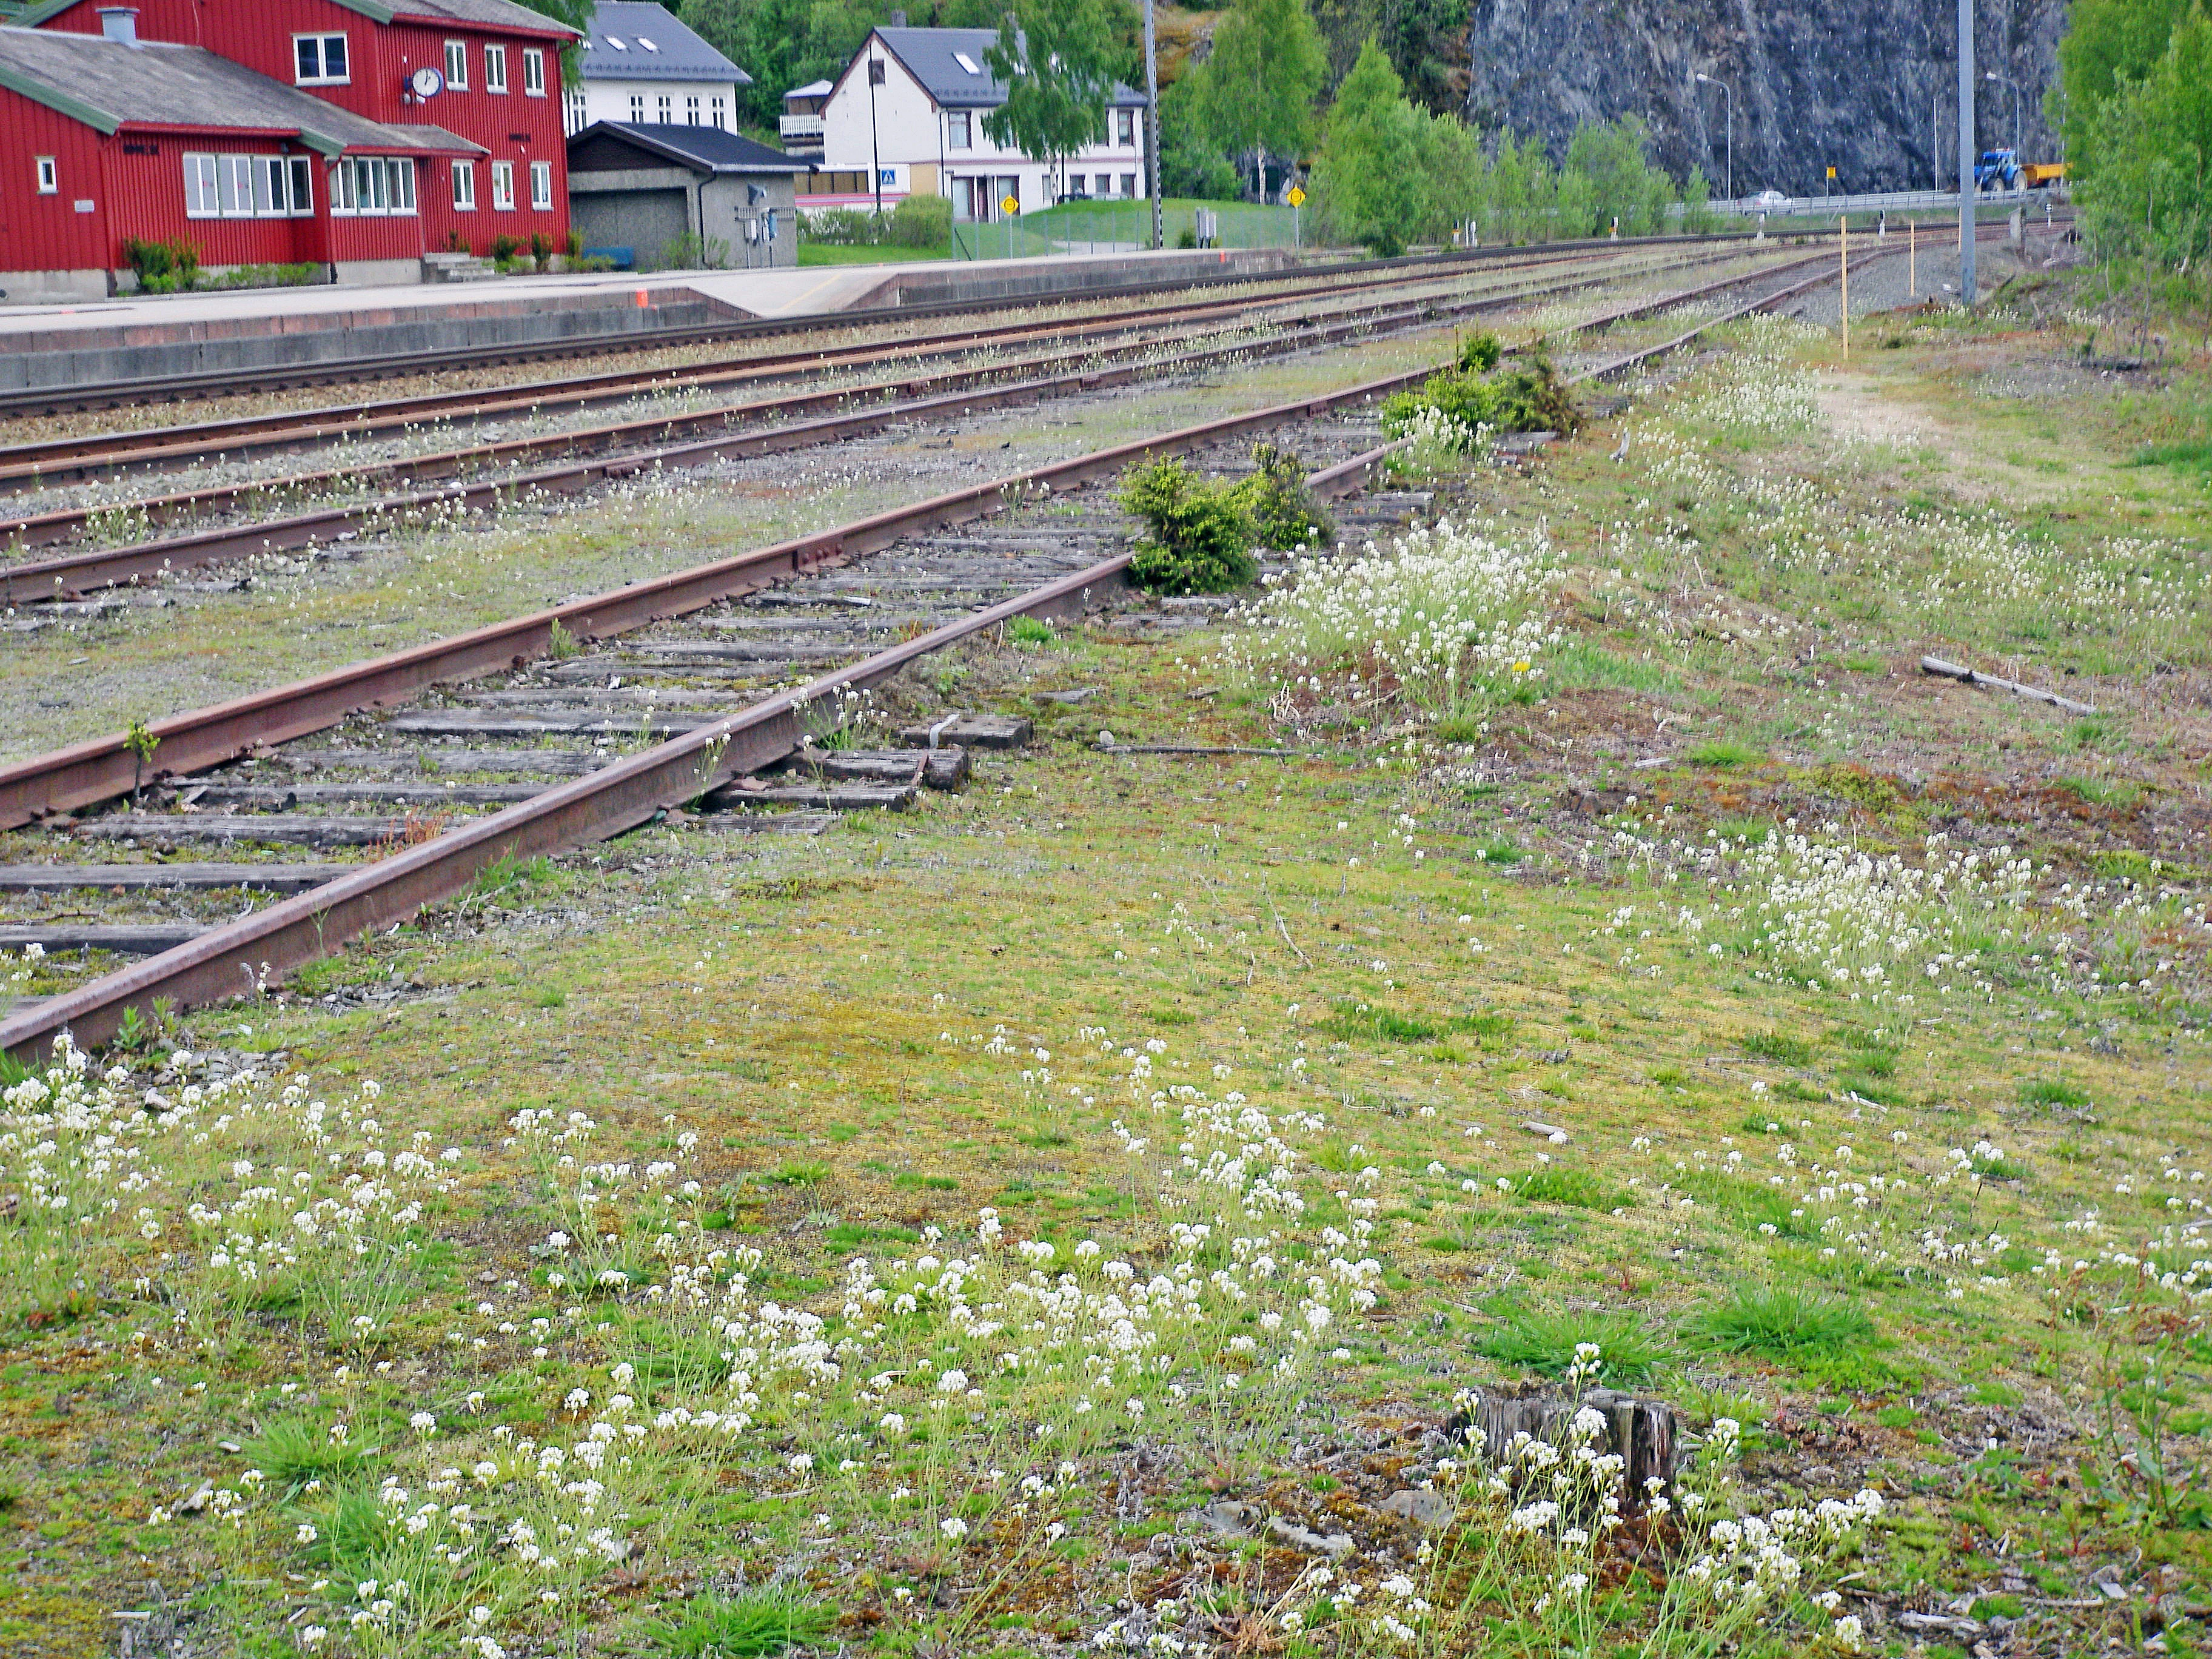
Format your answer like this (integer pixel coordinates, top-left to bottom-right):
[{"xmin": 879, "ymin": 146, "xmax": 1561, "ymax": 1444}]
[
  {"xmin": 1958, "ymin": 0, "xmax": 1976, "ymax": 304},
  {"xmin": 1985, "ymin": 70, "xmax": 2021, "ymax": 154},
  {"xmin": 868, "ymin": 49, "xmax": 885, "ymax": 219},
  {"xmin": 1695, "ymin": 73, "xmax": 1733, "ymax": 203},
  {"xmin": 1143, "ymin": 0, "xmax": 1162, "ymax": 250}
]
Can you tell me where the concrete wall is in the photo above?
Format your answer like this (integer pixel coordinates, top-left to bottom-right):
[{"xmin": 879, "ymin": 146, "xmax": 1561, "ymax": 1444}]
[
  {"xmin": 0, "ymin": 286, "xmax": 748, "ymax": 394},
  {"xmin": 0, "ymin": 268, "xmax": 114, "ymax": 303},
  {"xmin": 571, "ymin": 166, "xmax": 798, "ymax": 270},
  {"xmin": 698, "ymin": 172, "xmax": 796, "ymax": 269}
]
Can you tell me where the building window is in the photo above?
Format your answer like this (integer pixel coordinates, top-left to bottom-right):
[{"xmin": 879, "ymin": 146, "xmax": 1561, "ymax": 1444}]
[
  {"xmin": 686, "ymin": 95, "xmax": 700, "ymax": 124},
  {"xmin": 330, "ymin": 155, "xmax": 418, "ymax": 216},
  {"xmin": 530, "ymin": 159, "xmax": 552, "ymax": 209},
  {"xmin": 294, "ymin": 32, "xmax": 349, "ymax": 84},
  {"xmin": 484, "ymin": 44, "xmax": 508, "ymax": 93},
  {"xmin": 1121, "ymin": 172, "xmax": 1136, "ymax": 196},
  {"xmin": 656, "ymin": 93, "xmax": 672, "ymax": 121},
  {"xmin": 523, "ymin": 48, "xmax": 545, "ymax": 95},
  {"xmin": 443, "ymin": 40, "xmax": 469, "ymax": 89},
  {"xmin": 947, "ymin": 110, "xmax": 970, "ymax": 149},
  {"xmin": 491, "ymin": 159, "xmax": 515, "ymax": 209},
  {"xmin": 35, "ymin": 155, "xmax": 56, "ymax": 194},
  {"xmin": 1117, "ymin": 107, "xmax": 1134, "ymax": 146},
  {"xmin": 629, "ymin": 93, "xmax": 645, "ymax": 121},
  {"xmin": 566, "ymin": 89, "xmax": 586, "ymax": 133},
  {"xmin": 185, "ymin": 152, "xmax": 317, "ymax": 218},
  {"xmin": 711, "ymin": 95, "xmax": 726, "ymax": 128},
  {"xmin": 451, "ymin": 158, "xmax": 477, "ymax": 210}
]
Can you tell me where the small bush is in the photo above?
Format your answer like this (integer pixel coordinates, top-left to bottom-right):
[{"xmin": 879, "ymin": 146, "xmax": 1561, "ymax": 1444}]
[
  {"xmin": 800, "ymin": 206, "xmax": 885, "ymax": 246},
  {"xmin": 1380, "ymin": 344, "xmax": 1581, "ymax": 441},
  {"xmin": 2020, "ymin": 1078, "xmax": 2088, "ymax": 1108},
  {"xmin": 645, "ymin": 1587, "xmax": 834, "ymax": 1657},
  {"xmin": 1322, "ymin": 1003, "xmax": 1509, "ymax": 1044},
  {"xmin": 888, "ymin": 191, "xmax": 952, "ymax": 247},
  {"xmin": 123, "ymin": 236, "xmax": 201, "ymax": 293},
  {"xmin": 1691, "ymin": 1285, "xmax": 1874, "ymax": 1358},
  {"xmin": 769, "ymin": 1161, "xmax": 830, "ymax": 1187},
  {"xmin": 1119, "ymin": 457, "xmax": 1257, "ymax": 595},
  {"xmin": 1687, "ymin": 737, "xmax": 1766, "ymax": 768},
  {"xmin": 253, "ymin": 1417, "xmax": 369, "ymax": 1496},
  {"xmin": 1476, "ymin": 1309, "xmax": 1672, "ymax": 1382},
  {"xmin": 531, "ymin": 231, "xmax": 556, "ymax": 270},
  {"xmin": 1740, "ymin": 1029, "xmax": 1814, "ymax": 1067},
  {"xmin": 1006, "ymin": 615, "xmax": 1056, "ymax": 646},
  {"xmin": 1235, "ymin": 443, "xmax": 1335, "ymax": 551},
  {"xmin": 1516, "ymin": 1166, "xmax": 1630, "ymax": 1211},
  {"xmin": 489, "ymin": 233, "xmax": 523, "ymax": 265},
  {"xmin": 1456, "ymin": 330, "xmax": 1504, "ymax": 374}
]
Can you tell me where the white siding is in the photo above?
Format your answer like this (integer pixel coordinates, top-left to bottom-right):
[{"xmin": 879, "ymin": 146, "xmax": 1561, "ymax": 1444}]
[{"xmin": 569, "ymin": 76, "xmax": 741, "ymax": 134}]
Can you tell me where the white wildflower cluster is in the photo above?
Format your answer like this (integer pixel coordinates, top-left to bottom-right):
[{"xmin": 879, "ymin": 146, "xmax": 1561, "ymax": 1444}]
[{"xmin": 1225, "ymin": 517, "xmax": 1561, "ymax": 719}]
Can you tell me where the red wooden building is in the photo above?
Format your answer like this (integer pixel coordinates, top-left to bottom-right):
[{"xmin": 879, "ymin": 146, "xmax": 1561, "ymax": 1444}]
[{"xmin": 1, "ymin": 1, "xmax": 578, "ymax": 299}]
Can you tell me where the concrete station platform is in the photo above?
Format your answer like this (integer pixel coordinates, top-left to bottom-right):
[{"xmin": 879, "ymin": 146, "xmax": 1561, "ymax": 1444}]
[{"xmin": 0, "ymin": 246, "xmax": 1332, "ymax": 397}]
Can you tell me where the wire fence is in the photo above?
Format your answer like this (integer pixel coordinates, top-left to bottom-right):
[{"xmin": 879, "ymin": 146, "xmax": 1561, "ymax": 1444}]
[{"xmin": 950, "ymin": 200, "xmax": 1305, "ymax": 259}]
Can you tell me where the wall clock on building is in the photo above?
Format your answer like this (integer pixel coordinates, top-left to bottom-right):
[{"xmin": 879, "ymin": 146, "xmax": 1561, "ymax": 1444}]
[{"xmin": 410, "ymin": 65, "xmax": 445, "ymax": 99}]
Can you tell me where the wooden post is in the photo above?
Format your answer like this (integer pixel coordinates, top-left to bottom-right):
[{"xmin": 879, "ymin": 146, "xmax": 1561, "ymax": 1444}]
[
  {"xmin": 1909, "ymin": 218, "xmax": 1916, "ymax": 297},
  {"xmin": 1840, "ymin": 217, "xmax": 1850, "ymax": 360},
  {"xmin": 1449, "ymin": 1387, "xmax": 1679, "ymax": 1510}
]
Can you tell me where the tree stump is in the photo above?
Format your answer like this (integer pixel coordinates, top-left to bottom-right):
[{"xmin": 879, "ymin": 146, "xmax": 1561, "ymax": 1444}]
[{"xmin": 1448, "ymin": 1387, "xmax": 1678, "ymax": 1510}]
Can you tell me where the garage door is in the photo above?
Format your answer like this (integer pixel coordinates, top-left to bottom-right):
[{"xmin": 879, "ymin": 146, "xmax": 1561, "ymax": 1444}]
[{"xmin": 570, "ymin": 186, "xmax": 692, "ymax": 267}]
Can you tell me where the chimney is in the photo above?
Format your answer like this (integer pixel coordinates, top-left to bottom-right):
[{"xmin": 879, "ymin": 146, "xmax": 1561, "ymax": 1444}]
[
  {"xmin": 98, "ymin": 7, "xmax": 139, "ymax": 44},
  {"xmin": 887, "ymin": 8, "xmax": 905, "ymax": 24}
]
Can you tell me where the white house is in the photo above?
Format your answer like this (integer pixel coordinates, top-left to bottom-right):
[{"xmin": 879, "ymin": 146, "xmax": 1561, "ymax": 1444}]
[
  {"xmin": 566, "ymin": 2, "xmax": 749, "ymax": 137},
  {"xmin": 819, "ymin": 26, "xmax": 1145, "ymax": 220}
]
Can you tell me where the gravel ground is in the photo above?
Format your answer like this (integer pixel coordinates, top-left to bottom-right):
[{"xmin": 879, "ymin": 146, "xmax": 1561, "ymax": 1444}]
[{"xmin": 1785, "ymin": 224, "xmax": 2076, "ymax": 326}]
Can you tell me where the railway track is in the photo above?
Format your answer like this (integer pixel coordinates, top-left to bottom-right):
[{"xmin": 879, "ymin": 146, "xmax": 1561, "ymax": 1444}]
[
  {"xmin": 0, "ymin": 230, "xmax": 1791, "ymax": 420},
  {"xmin": 0, "ymin": 241, "xmax": 1899, "ymax": 1061},
  {"xmin": 0, "ymin": 241, "xmax": 1717, "ymax": 486},
  {"xmin": 0, "ymin": 241, "xmax": 1818, "ymax": 605}
]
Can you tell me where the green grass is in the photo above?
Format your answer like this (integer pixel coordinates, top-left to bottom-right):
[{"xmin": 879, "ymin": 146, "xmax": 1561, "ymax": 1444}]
[
  {"xmin": 1740, "ymin": 1029, "xmax": 1815, "ymax": 1067},
  {"xmin": 1515, "ymin": 1166, "xmax": 1630, "ymax": 1211},
  {"xmin": 1676, "ymin": 1170, "xmax": 1817, "ymax": 1239},
  {"xmin": 2128, "ymin": 438, "xmax": 2212, "ymax": 475},
  {"xmin": 1007, "ymin": 615, "xmax": 1057, "ymax": 646},
  {"xmin": 644, "ymin": 1589, "xmax": 836, "ymax": 1657},
  {"xmin": 1475, "ymin": 1309, "xmax": 1674, "ymax": 1382},
  {"xmin": 797, "ymin": 242, "xmax": 954, "ymax": 265},
  {"xmin": 769, "ymin": 1161, "xmax": 831, "ymax": 1187},
  {"xmin": 251, "ymin": 1416, "xmax": 369, "ymax": 1497},
  {"xmin": 1322, "ymin": 1003, "xmax": 1511, "ymax": 1044},
  {"xmin": 1690, "ymin": 1285, "xmax": 1875, "ymax": 1359},
  {"xmin": 2019, "ymin": 1078, "xmax": 2089, "ymax": 1108},
  {"xmin": 2051, "ymin": 774, "xmax": 2142, "ymax": 806},
  {"xmin": 1686, "ymin": 737, "xmax": 1767, "ymax": 768}
]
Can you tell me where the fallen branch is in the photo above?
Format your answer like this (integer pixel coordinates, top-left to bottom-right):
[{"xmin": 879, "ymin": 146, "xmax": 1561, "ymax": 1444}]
[
  {"xmin": 1096, "ymin": 743, "xmax": 1303, "ymax": 757},
  {"xmin": 1920, "ymin": 655, "xmax": 2097, "ymax": 717}
]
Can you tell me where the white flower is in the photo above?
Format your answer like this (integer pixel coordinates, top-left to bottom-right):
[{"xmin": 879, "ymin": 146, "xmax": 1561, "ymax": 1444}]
[{"xmin": 940, "ymin": 1517, "xmax": 969, "ymax": 1541}]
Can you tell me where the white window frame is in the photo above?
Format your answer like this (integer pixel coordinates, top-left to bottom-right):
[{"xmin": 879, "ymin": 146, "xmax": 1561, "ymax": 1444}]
[
  {"xmin": 35, "ymin": 155, "xmax": 57, "ymax": 194},
  {"xmin": 330, "ymin": 156, "xmax": 417, "ymax": 217},
  {"xmin": 711, "ymin": 95, "xmax": 726, "ymax": 129},
  {"xmin": 451, "ymin": 158, "xmax": 477, "ymax": 211},
  {"xmin": 522, "ymin": 48, "xmax": 545, "ymax": 96},
  {"xmin": 947, "ymin": 110, "xmax": 970, "ymax": 149},
  {"xmin": 529, "ymin": 159, "xmax": 552, "ymax": 210},
  {"xmin": 685, "ymin": 94, "xmax": 700, "ymax": 124},
  {"xmin": 484, "ymin": 43, "xmax": 508, "ymax": 93},
  {"xmin": 655, "ymin": 93, "xmax": 672, "ymax": 122},
  {"xmin": 1117, "ymin": 107, "xmax": 1134, "ymax": 146},
  {"xmin": 294, "ymin": 32, "xmax": 349, "ymax": 85},
  {"xmin": 183, "ymin": 152, "xmax": 216, "ymax": 216},
  {"xmin": 629, "ymin": 93, "xmax": 645, "ymax": 122},
  {"xmin": 443, "ymin": 39, "xmax": 469, "ymax": 90},
  {"xmin": 491, "ymin": 159, "xmax": 515, "ymax": 210}
]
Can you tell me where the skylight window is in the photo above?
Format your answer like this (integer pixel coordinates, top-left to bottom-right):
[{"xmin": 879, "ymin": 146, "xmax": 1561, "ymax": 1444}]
[
  {"xmin": 953, "ymin": 52, "xmax": 980, "ymax": 73},
  {"xmin": 606, "ymin": 34, "xmax": 628, "ymax": 49},
  {"xmin": 638, "ymin": 35, "xmax": 659, "ymax": 50}
]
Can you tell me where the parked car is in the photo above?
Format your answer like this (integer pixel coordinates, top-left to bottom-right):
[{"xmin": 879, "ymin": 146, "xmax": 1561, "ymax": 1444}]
[{"xmin": 1748, "ymin": 189, "xmax": 1791, "ymax": 211}]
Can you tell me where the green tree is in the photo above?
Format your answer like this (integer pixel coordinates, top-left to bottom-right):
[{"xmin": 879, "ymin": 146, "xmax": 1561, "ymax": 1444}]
[
  {"xmin": 984, "ymin": 0, "xmax": 1134, "ymax": 196},
  {"xmin": 2053, "ymin": 0, "xmax": 2194, "ymax": 161},
  {"xmin": 2076, "ymin": 2, "xmax": 2212, "ymax": 261},
  {"xmin": 1312, "ymin": 38, "xmax": 1424, "ymax": 253},
  {"xmin": 1186, "ymin": 0, "xmax": 1328, "ymax": 200},
  {"xmin": 1159, "ymin": 75, "xmax": 1239, "ymax": 198},
  {"xmin": 1483, "ymin": 128, "xmax": 1556, "ymax": 244},
  {"xmin": 1682, "ymin": 163, "xmax": 1717, "ymax": 233},
  {"xmin": 511, "ymin": 0, "xmax": 591, "ymax": 79}
]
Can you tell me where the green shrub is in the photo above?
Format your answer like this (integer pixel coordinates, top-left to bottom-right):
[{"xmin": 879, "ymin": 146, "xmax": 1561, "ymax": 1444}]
[
  {"xmin": 1233, "ymin": 443, "xmax": 1335, "ymax": 551},
  {"xmin": 800, "ymin": 206, "xmax": 884, "ymax": 246},
  {"xmin": 1740, "ymin": 1029, "xmax": 1814, "ymax": 1067},
  {"xmin": 530, "ymin": 231, "xmax": 556, "ymax": 270},
  {"xmin": 1119, "ymin": 457, "xmax": 1258, "ymax": 595},
  {"xmin": 888, "ymin": 192, "xmax": 952, "ymax": 247},
  {"xmin": 1380, "ymin": 344, "xmax": 1581, "ymax": 441},
  {"xmin": 1687, "ymin": 737, "xmax": 1766, "ymax": 768},
  {"xmin": 123, "ymin": 236, "xmax": 201, "ymax": 293},
  {"xmin": 2020, "ymin": 1078, "xmax": 2088, "ymax": 1108},
  {"xmin": 1322, "ymin": 1003, "xmax": 1510, "ymax": 1044},
  {"xmin": 1476, "ymin": 1308, "xmax": 1672, "ymax": 1381},
  {"xmin": 645, "ymin": 1588, "xmax": 836, "ymax": 1657},
  {"xmin": 1691, "ymin": 1285, "xmax": 1874, "ymax": 1358},
  {"xmin": 1456, "ymin": 331, "xmax": 1503, "ymax": 373}
]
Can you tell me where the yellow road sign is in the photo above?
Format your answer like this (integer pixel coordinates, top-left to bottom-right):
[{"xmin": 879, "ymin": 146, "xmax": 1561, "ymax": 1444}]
[
  {"xmin": 1000, "ymin": 195, "xmax": 1018, "ymax": 216},
  {"xmin": 1286, "ymin": 186, "xmax": 1305, "ymax": 207}
]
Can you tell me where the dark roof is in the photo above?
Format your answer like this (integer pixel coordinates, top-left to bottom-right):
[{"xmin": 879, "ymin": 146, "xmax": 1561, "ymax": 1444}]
[
  {"xmin": 568, "ymin": 120, "xmax": 808, "ymax": 172},
  {"xmin": 19, "ymin": 0, "xmax": 579, "ymax": 30},
  {"xmin": 0, "ymin": 25, "xmax": 483, "ymax": 150},
  {"xmin": 856, "ymin": 27, "xmax": 1144, "ymax": 110},
  {"xmin": 581, "ymin": 2, "xmax": 748, "ymax": 85}
]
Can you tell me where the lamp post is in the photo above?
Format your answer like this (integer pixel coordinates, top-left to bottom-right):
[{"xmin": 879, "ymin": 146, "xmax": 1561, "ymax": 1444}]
[
  {"xmin": 1957, "ymin": 0, "xmax": 1976, "ymax": 305},
  {"xmin": 867, "ymin": 50, "xmax": 885, "ymax": 218},
  {"xmin": 1984, "ymin": 69, "xmax": 2021, "ymax": 155},
  {"xmin": 1143, "ymin": 0, "xmax": 1162, "ymax": 250},
  {"xmin": 1695, "ymin": 73, "xmax": 1734, "ymax": 205}
]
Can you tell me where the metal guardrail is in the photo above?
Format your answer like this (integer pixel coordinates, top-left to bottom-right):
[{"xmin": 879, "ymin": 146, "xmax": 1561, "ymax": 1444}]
[{"xmin": 1708, "ymin": 187, "xmax": 2070, "ymax": 217}]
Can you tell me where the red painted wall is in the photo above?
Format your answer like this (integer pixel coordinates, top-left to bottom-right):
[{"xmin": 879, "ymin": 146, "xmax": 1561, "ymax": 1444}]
[
  {"xmin": 37, "ymin": 0, "xmax": 573, "ymax": 258},
  {"xmin": 0, "ymin": 95, "xmax": 113, "ymax": 273}
]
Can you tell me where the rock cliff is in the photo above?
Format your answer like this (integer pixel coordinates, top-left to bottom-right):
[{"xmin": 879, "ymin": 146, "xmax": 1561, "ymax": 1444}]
[{"xmin": 1462, "ymin": 0, "xmax": 2070, "ymax": 196}]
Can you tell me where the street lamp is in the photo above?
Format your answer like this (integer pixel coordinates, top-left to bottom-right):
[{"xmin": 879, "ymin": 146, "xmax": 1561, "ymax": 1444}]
[
  {"xmin": 1695, "ymin": 72, "xmax": 1734, "ymax": 204},
  {"xmin": 1984, "ymin": 69, "xmax": 2021, "ymax": 155}
]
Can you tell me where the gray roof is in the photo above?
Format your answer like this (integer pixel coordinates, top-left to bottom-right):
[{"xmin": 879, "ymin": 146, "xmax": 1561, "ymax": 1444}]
[
  {"xmin": 571, "ymin": 120, "xmax": 806, "ymax": 172},
  {"xmin": 581, "ymin": 2, "xmax": 748, "ymax": 84},
  {"xmin": 0, "ymin": 26, "xmax": 483, "ymax": 151},
  {"xmin": 860, "ymin": 27, "xmax": 1144, "ymax": 111}
]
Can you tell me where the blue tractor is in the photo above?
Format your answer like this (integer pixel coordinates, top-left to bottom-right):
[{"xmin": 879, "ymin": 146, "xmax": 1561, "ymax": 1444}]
[{"xmin": 1974, "ymin": 149, "xmax": 2023, "ymax": 192}]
